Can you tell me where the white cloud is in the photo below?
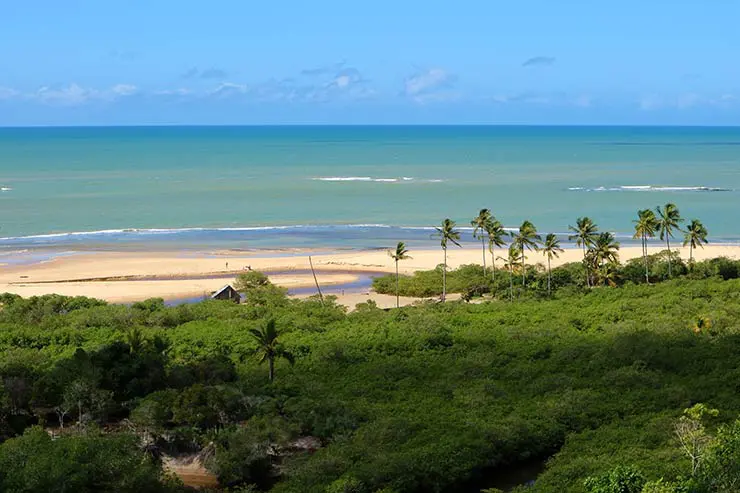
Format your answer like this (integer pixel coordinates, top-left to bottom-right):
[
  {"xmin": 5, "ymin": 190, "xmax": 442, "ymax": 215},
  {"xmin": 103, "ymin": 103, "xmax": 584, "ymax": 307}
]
[
  {"xmin": 208, "ymin": 82, "xmax": 248, "ymax": 98},
  {"xmin": 154, "ymin": 88, "xmax": 192, "ymax": 96},
  {"xmin": 404, "ymin": 68, "xmax": 455, "ymax": 97},
  {"xmin": 0, "ymin": 87, "xmax": 19, "ymax": 100},
  {"xmin": 35, "ymin": 84, "xmax": 100, "ymax": 105},
  {"xmin": 111, "ymin": 84, "xmax": 138, "ymax": 96}
]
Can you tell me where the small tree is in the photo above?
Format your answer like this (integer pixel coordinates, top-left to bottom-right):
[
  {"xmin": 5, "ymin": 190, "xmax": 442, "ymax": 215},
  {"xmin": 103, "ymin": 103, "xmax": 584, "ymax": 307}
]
[
  {"xmin": 675, "ymin": 403, "xmax": 719, "ymax": 476},
  {"xmin": 388, "ymin": 241, "xmax": 411, "ymax": 308},
  {"xmin": 249, "ymin": 319, "xmax": 295, "ymax": 383},
  {"xmin": 583, "ymin": 465, "xmax": 646, "ymax": 493}
]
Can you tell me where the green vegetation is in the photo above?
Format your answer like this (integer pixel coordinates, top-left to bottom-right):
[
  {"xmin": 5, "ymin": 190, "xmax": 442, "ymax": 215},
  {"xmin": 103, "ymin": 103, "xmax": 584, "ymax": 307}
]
[{"xmin": 1, "ymin": 269, "xmax": 740, "ymax": 491}]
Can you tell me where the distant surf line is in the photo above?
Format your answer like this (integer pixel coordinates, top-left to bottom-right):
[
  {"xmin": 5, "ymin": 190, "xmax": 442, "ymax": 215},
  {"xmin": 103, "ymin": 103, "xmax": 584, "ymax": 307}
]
[{"xmin": 568, "ymin": 185, "xmax": 733, "ymax": 192}]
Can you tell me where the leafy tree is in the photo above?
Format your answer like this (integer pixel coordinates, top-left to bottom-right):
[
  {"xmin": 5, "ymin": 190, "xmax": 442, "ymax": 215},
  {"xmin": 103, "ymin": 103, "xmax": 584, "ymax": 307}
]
[
  {"xmin": 471, "ymin": 209, "xmax": 492, "ymax": 275},
  {"xmin": 484, "ymin": 216, "xmax": 508, "ymax": 282},
  {"xmin": 675, "ymin": 403, "xmax": 719, "ymax": 476},
  {"xmin": 588, "ymin": 232, "xmax": 620, "ymax": 286},
  {"xmin": 234, "ymin": 271, "xmax": 270, "ymax": 291},
  {"xmin": 633, "ymin": 209, "xmax": 659, "ymax": 283},
  {"xmin": 512, "ymin": 220, "xmax": 541, "ymax": 286},
  {"xmin": 656, "ymin": 203, "xmax": 684, "ymax": 277},
  {"xmin": 498, "ymin": 244, "xmax": 522, "ymax": 301},
  {"xmin": 569, "ymin": 217, "xmax": 599, "ymax": 287},
  {"xmin": 248, "ymin": 319, "xmax": 295, "ymax": 382},
  {"xmin": 62, "ymin": 378, "xmax": 112, "ymax": 427},
  {"xmin": 683, "ymin": 219, "xmax": 708, "ymax": 266},
  {"xmin": 700, "ymin": 419, "xmax": 740, "ymax": 491},
  {"xmin": 388, "ymin": 241, "xmax": 411, "ymax": 308},
  {"xmin": 0, "ymin": 427, "xmax": 176, "ymax": 492},
  {"xmin": 583, "ymin": 465, "xmax": 646, "ymax": 493},
  {"xmin": 542, "ymin": 233, "xmax": 564, "ymax": 296},
  {"xmin": 432, "ymin": 218, "xmax": 462, "ymax": 301}
]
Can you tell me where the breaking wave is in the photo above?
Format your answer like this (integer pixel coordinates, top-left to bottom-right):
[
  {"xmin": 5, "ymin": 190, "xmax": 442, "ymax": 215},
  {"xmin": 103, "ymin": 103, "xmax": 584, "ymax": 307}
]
[
  {"xmin": 568, "ymin": 185, "xmax": 733, "ymax": 193},
  {"xmin": 312, "ymin": 176, "xmax": 443, "ymax": 183}
]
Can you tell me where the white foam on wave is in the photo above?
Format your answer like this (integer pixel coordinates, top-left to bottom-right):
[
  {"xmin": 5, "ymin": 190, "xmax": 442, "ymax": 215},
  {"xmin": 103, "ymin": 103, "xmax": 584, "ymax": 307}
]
[
  {"xmin": 312, "ymin": 176, "xmax": 445, "ymax": 183},
  {"xmin": 1, "ymin": 187, "xmax": 12, "ymax": 191},
  {"xmin": 568, "ymin": 185, "xmax": 732, "ymax": 193}
]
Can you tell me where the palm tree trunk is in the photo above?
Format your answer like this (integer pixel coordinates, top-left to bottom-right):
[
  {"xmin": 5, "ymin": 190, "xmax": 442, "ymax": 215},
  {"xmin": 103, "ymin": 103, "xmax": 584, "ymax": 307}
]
[
  {"xmin": 666, "ymin": 237, "xmax": 672, "ymax": 277},
  {"xmin": 481, "ymin": 237, "xmax": 486, "ymax": 275},
  {"xmin": 690, "ymin": 242, "xmax": 693, "ymax": 266},
  {"xmin": 508, "ymin": 263, "xmax": 513, "ymax": 301},
  {"xmin": 395, "ymin": 259, "xmax": 400, "ymax": 308},
  {"xmin": 491, "ymin": 245, "xmax": 496, "ymax": 282},
  {"xmin": 521, "ymin": 244, "xmax": 526, "ymax": 287},
  {"xmin": 582, "ymin": 243, "xmax": 590, "ymax": 288},
  {"xmin": 547, "ymin": 257, "xmax": 552, "ymax": 296},
  {"xmin": 643, "ymin": 233, "xmax": 649, "ymax": 284},
  {"xmin": 442, "ymin": 247, "xmax": 447, "ymax": 302},
  {"xmin": 269, "ymin": 357, "xmax": 274, "ymax": 383}
]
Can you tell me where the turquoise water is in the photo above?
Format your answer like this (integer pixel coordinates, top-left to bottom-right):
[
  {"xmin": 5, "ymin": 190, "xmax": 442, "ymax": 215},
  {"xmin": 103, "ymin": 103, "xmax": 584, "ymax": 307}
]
[{"xmin": 0, "ymin": 126, "xmax": 739, "ymax": 251}]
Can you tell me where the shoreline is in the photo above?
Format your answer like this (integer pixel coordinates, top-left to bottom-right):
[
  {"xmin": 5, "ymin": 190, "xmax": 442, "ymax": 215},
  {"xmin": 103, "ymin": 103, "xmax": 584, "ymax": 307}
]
[{"xmin": 0, "ymin": 244, "xmax": 737, "ymax": 307}]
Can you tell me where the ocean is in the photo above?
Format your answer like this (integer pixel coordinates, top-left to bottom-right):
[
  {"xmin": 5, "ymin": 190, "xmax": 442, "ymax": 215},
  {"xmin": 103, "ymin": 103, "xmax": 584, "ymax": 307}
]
[{"xmin": 0, "ymin": 125, "xmax": 739, "ymax": 254}]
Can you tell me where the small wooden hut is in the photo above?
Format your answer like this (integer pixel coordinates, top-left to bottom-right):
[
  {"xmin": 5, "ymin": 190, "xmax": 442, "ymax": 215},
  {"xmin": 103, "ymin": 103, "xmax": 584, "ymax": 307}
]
[{"xmin": 211, "ymin": 285, "xmax": 241, "ymax": 303}]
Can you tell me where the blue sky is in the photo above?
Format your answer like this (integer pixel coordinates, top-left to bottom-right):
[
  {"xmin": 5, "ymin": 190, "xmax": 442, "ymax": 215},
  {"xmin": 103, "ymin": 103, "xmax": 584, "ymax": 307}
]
[{"xmin": 1, "ymin": 1, "xmax": 739, "ymax": 125}]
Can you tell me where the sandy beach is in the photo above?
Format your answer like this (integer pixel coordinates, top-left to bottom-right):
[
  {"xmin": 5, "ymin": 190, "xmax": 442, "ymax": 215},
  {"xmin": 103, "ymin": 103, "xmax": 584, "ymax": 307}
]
[{"xmin": 1, "ymin": 244, "xmax": 737, "ymax": 307}]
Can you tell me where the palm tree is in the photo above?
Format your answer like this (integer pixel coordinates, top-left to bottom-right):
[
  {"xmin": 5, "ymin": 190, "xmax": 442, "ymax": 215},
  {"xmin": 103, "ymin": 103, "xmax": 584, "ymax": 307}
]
[
  {"xmin": 471, "ymin": 209, "xmax": 492, "ymax": 277},
  {"xmin": 249, "ymin": 319, "xmax": 295, "ymax": 382},
  {"xmin": 683, "ymin": 219, "xmax": 708, "ymax": 266},
  {"xmin": 590, "ymin": 232, "xmax": 620, "ymax": 285},
  {"xmin": 633, "ymin": 209, "xmax": 658, "ymax": 283},
  {"xmin": 388, "ymin": 241, "xmax": 412, "ymax": 308},
  {"xmin": 498, "ymin": 244, "xmax": 522, "ymax": 302},
  {"xmin": 656, "ymin": 203, "xmax": 684, "ymax": 277},
  {"xmin": 511, "ymin": 220, "xmax": 541, "ymax": 286},
  {"xmin": 432, "ymin": 218, "xmax": 461, "ymax": 301},
  {"xmin": 542, "ymin": 233, "xmax": 564, "ymax": 296},
  {"xmin": 568, "ymin": 217, "xmax": 599, "ymax": 287},
  {"xmin": 485, "ymin": 217, "xmax": 508, "ymax": 282}
]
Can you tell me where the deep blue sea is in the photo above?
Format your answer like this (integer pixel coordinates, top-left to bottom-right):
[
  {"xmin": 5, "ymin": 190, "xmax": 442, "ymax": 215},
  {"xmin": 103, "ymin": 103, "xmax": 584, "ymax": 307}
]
[{"xmin": 0, "ymin": 126, "xmax": 738, "ymax": 253}]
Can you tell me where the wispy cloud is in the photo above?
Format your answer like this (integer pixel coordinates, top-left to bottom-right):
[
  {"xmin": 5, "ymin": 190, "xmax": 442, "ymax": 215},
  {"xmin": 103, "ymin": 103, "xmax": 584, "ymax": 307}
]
[
  {"xmin": 522, "ymin": 56, "xmax": 556, "ymax": 67},
  {"xmin": 403, "ymin": 68, "xmax": 458, "ymax": 103},
  {"xmin": 638, "ymin": 93, "xmax": 738, "ymax": 111},
  {"xmin": 182, "ymin": 67, "xmax": 229, "ymax": 80},
  {"xmin": 0, "ymin": 87, "xmax": 19, "ymax": 100},
  {"xmin": 22, "ymin": 83, "xmax": 139, "ymax": 106},
  {"xmin": 208, "ymin": 82, "xmax": 248, "ymax": 98}
]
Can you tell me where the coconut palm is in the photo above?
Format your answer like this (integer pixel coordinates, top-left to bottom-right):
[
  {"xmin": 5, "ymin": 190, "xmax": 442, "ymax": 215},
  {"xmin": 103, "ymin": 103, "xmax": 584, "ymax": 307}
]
[
  {"xmin": 683, "ymin": 219, "xmax": 708, "ymax": 266},
  {"xmin": 471, "ymin": 209, "xmax": 492, "ymax": 277},
  {"xmin": 656, "ymin": 203, "xmax": 684, "ymax": 277},
  {"xmin": 511, "ymin": 220, "xmax": 541, "ymax": 286},
  {"xmin": 633, "ymin": 209, "xmax": 658, "ymax": 283},
  {"xmin": 249, "ymin": 319, "xmax": 294, "ymax": 382},
  {"xmin": 388, "ymin": 241, "xmax": 411, "ymax": 308},
  {"xmin": 485, "ymin": 217, "xmax": 508, "ymax": 282},
  {"xmin": 589, "ymin": 232, "xmax": 620, "ymax": 285},
  {"xmin": 542, "ymin": 233, "xmax": 564, "ymax": 296},
  {"xmin": 432, "ymin": 218, "xmax": 461, "ymax": 301},
  {"xmin": 498, "ymin": 244, "xmax": 522, "ymax": 302},
  {"xmin": 568, "ymin": 217, "xmax": 599, "ymax": 287}
]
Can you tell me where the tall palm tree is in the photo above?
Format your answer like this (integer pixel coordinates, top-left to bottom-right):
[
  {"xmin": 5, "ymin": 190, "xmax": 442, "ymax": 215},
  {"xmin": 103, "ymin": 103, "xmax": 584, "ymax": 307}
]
[
  {"xmin": 633, "ymin": 209, "xmax": 658, "ymax": 283},
  {"xmin": 542, "ymin": 233, "xmax": 564, "ymax": 296},
  {"xmin": 656, "ymin": 203, "xmax": 684, "ymax": 277},
  {"xmin": 433, "ymin": 218, "xmax": 461, "ymax": 301},
  {"xmin": 683, "ymin": 219, "xmax": 708, "ymax": 266},
  {"xmin": 590, "ymin": 232, "xmax": 620, "ymax": 285},
  {"xmin": 388, "ymin": 241, "xmax": 411, "ymax": 308},
  {"xmin": 485, "ymin": 217, "xmax": 508, "ymax": 282},
  {"xmin": 511, "ymin": 220, "xmax": 541, "ymax": 286},
  {"xmin": 498, "ymin": 244, "xmax": 522, "ymax": 302},
  {"xmin": 249, "ymin": 319, "xmax": 294, "ymax": 382},
  {"xmin": 471, "ymin": 209, "xmax": 492, "ymax": 277},
  {"xmin": 568, "ymin": 217, "xmax": 599, "ymax": 287}
]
